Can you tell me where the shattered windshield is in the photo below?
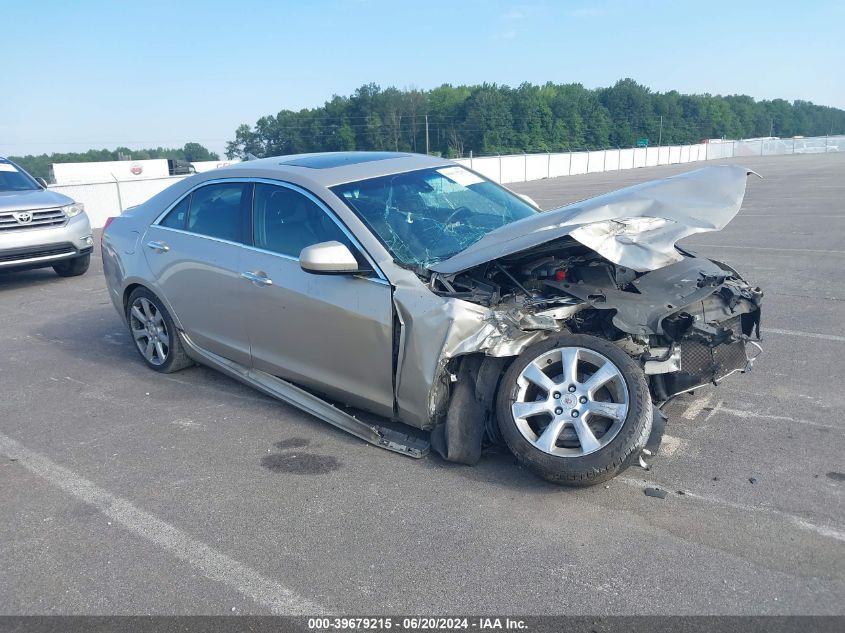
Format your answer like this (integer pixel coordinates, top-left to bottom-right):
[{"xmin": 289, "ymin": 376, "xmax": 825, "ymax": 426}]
[{"xmin": 330, "ymin": 166, "xmax": 537, "ymax": 268}]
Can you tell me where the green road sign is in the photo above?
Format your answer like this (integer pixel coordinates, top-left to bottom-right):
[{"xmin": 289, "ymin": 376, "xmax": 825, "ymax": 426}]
[{"xmin": 636, "ymin": 138, "xmax": 649, "ymax": 147}]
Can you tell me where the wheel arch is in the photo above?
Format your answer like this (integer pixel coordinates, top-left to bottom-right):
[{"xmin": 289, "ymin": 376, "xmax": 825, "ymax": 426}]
[
  {"xmin": 430, "ymin": 352, "xmax": 513, "ymax": 465},
  {"xmin": 122, "ymin": 281, "xmax": 185, "ymax": 331},
  {"xmin": 122, "ymin": 282, "xmax": 144, "ymax": 315}
]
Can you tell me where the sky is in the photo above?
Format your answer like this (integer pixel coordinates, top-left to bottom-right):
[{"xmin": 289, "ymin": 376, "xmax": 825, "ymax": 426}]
[{"xmin": 2, "ymin": 0, "xmax": 843, "ymax": 158}]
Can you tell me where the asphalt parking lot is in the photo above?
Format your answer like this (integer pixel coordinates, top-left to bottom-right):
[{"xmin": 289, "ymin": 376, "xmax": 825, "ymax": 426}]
[{"xmin": 1, "ymin": 153, "xmax": 843, "ymax": 615}]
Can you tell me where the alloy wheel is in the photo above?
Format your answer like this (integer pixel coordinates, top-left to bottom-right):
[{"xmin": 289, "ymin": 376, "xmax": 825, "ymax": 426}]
[
  {"xmin": 129, "ymin": 297, "xmax": 170, "ymax": 366},
  {"xmin": 511, "ymin": 346, "xmax": 629, "ymax": 457}
]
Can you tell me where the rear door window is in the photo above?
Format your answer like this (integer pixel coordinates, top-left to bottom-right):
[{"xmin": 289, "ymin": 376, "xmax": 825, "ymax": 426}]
[
  {"xmin": 160, "ymin": 195, "xmax": 190, "ymax": 229},
  {"xmin": 186, "ymin": 182, "xmax": 252, "ymax": 243}
]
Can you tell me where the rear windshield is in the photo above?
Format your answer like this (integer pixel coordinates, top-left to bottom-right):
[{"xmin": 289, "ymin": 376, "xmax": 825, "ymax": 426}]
[{"xmin": 0, "ymin": 161, "xmax": 41, "ymax": 192}]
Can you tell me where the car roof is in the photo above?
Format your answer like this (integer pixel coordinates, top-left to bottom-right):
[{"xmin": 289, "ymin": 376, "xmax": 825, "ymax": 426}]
[
  {"xmin": 279, "ymin": 151, "xmax": 413, "ymax": 169},
  {"xmin": 211, "ymin": 151, "xmax": 454, "ymax": 187}
]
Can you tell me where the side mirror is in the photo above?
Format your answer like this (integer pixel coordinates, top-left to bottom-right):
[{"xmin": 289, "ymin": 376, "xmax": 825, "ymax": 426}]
[
  {"xmin": 35, "ymin": 177, "xmax": 49, "ymax": 188},
  {"xmin": 299, "ymin": 241, "xmax": 367, "ymax": 275}
]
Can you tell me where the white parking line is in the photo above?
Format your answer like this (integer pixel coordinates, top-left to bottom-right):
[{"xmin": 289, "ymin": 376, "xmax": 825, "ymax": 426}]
[
  {"xmin": 704, "ymin": 401, "xmax": 840, "ymax": 430},
  {"xmin": 682, "ymin": 396, "xmax": 713, "ymax": 420},
  {"xmin": 658, "ymin": 434, "xmax": 685, "ymax": 456},
  {"xmin": 738, "ymin": 214, "xmax": 845, "ymax": 218},
  {"xmin": 619, "ymin": 475, "xmax": 845, "ymax": 543},
  {"xmin": 0, "ymin": 432, "xmax": 324, "ymax": 615},
  {"xmin": 687, "ymin": 244, "xmax": 845, "ymax": 254},
  {"xmin": 765, "ymin": 328, "xmax": 845, "ymax": 343}
]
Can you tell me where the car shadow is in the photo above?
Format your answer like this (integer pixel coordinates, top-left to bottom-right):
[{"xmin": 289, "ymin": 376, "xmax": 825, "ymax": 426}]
[
  {"xmin": 0, "ymin": 267, "xmax": 73, "ymax": 291},
  {"xmin": 422, "ymin": 445, "xmax": 579, "ymax": 494},
  {"xmin": 36, "ymin": 301, "xmax": 139, "ymax": 364},
  {"xmin": 35, "ymin": 303, "xmax": 614, "ymax": 495}
]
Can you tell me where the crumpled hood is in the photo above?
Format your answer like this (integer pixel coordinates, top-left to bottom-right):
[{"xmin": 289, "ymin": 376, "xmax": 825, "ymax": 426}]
[
  {"xmin": 0, "ymin": 188, "xmax": 74, "ymax": 212},
  {"xmin": 430, "ymin": 165, "xmax": 757, "ymax": 274}
]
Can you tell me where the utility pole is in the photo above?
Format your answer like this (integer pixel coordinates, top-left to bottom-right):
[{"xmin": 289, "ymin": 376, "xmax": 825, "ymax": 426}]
[
  {"xmin": 769, "ymin": 118, "xmax": 774, "ymax": 138},
  {"xmin": 658, "ymin": 115, "xmax": 663, "ymax": 147},
  {"xmin": 425, "ymin": 114, "xmax": 430, "ymax": 155}
]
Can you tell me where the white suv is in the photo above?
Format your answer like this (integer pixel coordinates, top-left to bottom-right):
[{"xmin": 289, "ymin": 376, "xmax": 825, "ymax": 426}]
[{"xmin": 0, "ymin": 157, "xmax": 93, "ymax": 276}]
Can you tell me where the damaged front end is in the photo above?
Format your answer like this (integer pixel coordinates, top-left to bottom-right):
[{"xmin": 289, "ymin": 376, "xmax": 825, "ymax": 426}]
[
  {"xmin": 395, "ymin": 165, "xmax": 764, "ymax": 462},
  {"xmin": 560, "ymin": 252, "xmax": 763, "ymax": 399},
  {"xmin": 425, "ymin": 241, "xmax": 763, "ymax": 405},
  {"xmin": 646, "ymin": 257, "xmax": 764, "ymax": 397}
]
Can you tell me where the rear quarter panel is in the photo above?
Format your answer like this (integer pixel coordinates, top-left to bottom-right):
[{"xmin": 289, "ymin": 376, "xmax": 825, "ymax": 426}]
[{"xmin": 101, "ymin": 207, "xmax": 172, "ymax": 326}]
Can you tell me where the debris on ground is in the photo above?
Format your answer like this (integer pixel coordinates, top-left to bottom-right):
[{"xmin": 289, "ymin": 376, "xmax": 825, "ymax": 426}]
[
  {"xmin": 749, "ymin": 477, "xmax": 758, "ymax": 484},
  {"xmin": 677, "ymin": 490, "xmax": 685, "ymax": 495},
  {"xmin": 644, "ymin": 487, "xmax": 668, "ymax": 499},
  {"xmin": 827, "ymin": 471, "xmax": 845, "ymax": 482},
  {"xmin": 638, "ymin": 454, "xmax": 650, "ymax": 470}
]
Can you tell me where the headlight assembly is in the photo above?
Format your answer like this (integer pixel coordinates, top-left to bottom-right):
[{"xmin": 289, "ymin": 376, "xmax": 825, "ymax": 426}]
[{"xmin": 61, "ymin": 202, "xmax": 85, "ymax": 218}]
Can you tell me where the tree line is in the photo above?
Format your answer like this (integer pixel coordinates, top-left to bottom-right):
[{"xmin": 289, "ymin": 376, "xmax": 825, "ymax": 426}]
[
  {"xmin": 225, "ymin": 79, "xmax": 845, "ymax": 159},
  {"xmin": 8, "ymin": 143, "xmax": 219, "ymax": 181}
]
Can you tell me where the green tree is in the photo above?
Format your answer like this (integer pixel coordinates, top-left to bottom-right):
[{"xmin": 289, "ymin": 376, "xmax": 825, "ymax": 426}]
[
  {"xmin": 182, "ymin": 142, "xmax": 218, "ymax": 162},
  {"xmin": 220, "ymin": 81, "xmax": 845, "ymax": 160}
]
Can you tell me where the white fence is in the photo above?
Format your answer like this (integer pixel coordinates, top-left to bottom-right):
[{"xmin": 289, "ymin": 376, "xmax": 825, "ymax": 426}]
[
  {"xmin": 53, "ymin": 135, "xmax": 845, "ymax": 228},
  {"xmin": 452, "ymin": 135, "xmax": 845, "ymax": 185},
  {"xmin": 50, "ymin": 175, "xmax": 188, "ymax": 229}
]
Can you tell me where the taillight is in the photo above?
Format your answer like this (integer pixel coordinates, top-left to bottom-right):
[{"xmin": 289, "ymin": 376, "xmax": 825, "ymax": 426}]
[{"xmin": 100, "ymin": 217, "xmax": 115, "ymax": 246}]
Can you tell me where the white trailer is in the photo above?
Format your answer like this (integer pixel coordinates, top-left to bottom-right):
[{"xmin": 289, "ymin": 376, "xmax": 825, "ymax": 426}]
[
  {"xmin": 51, "ymin": 159, "xmax": 171, "ymax": 184},
  {"xmin": 190, "ymin": 159, "xmax": 241, "ymax": 173}
]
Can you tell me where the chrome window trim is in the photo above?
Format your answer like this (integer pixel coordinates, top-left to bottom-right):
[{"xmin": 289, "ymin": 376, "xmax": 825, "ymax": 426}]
[
  {"xmin": 151, "ymin": 177, "xmax": 388, "ymax": 283},
  {"xmin": 152, "ymin": 178, "xmax": 252, "ymax": 226},
  {"xmin": 237, "ymin": 242, "xmax": 390, "ymax": 286},
  {"xmin": 153, "ymin": 225, "xmax": 389, "ymax": 287},
  {"xmin": 151, "ymin": 225, "xmax": 247, "ymax": 250}
]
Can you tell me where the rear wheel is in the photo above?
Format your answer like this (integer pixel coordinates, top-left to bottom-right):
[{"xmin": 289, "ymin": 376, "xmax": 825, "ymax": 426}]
[
  {"xmin": 53, "ymin": 253, "xmax": 90, "ymax": 277},
  {"xmin": 496, "ymin": 333, "xmax": 651, "ymax": 486},
  {"xmin": 126, "ymin": 287, "xmax": 193, "ymax": 373}
]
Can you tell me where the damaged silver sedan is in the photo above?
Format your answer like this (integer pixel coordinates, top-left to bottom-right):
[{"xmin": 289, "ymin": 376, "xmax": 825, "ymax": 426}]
[{"xmin": 101, "ymin": 152, "xmax": 763, "ymax": 486}]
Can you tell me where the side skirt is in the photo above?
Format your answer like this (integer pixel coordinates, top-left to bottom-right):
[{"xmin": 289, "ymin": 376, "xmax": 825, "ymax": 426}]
[{"xmin": 180, "ymin": 333, "xmax": 429, "ymax": 459}]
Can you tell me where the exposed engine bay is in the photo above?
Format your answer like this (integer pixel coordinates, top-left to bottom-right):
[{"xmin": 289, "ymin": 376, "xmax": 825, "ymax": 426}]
[{"xmin": 427, "ymin": 235, "xmax": 763, "ymax": 402}]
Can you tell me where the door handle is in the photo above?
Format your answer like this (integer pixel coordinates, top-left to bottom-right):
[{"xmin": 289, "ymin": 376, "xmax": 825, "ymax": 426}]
[
  {"xmin": 240, "ymin": 271, "xmax": 273, "ymax": 287},
  {"xmin": 145, "ymin": 240, "xmax": 170, "ymax": 253}
]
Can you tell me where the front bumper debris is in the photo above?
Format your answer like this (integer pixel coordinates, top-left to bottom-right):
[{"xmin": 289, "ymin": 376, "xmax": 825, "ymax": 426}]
[{"xmin": 662, "ymin": 324, "xmax": 763, "ymax": 396}]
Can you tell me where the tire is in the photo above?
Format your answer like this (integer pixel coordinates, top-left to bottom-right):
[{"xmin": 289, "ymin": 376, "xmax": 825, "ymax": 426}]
[
  {"xmin": 496, "ymin": 333, "xmax": 652, "ymax": 487},
  {"xmin": 125, "ymin": 287, "xmax": 193, "ymax": 373},
  {"xmin": 53, "ymin": 253, "xmax": 90, "ymax": 277}
]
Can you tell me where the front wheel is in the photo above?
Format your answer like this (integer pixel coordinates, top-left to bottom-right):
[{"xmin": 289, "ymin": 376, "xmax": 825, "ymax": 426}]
[
  {"xmin": 53, "ymin": 253, "xmax": 90, "ymax": 277},
  {"xmin": 496, "ymin": 333, "xmax": 652, "ymax": 486}
]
